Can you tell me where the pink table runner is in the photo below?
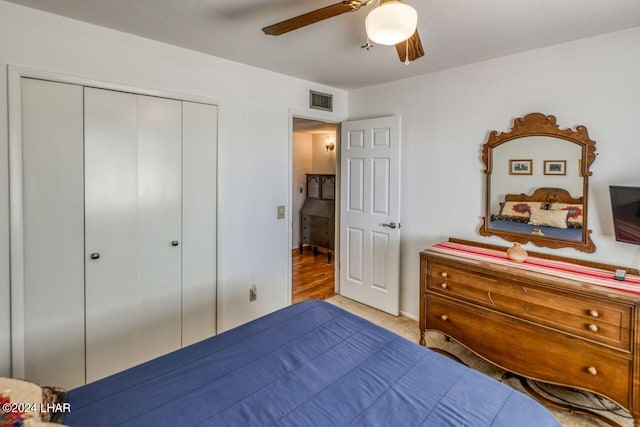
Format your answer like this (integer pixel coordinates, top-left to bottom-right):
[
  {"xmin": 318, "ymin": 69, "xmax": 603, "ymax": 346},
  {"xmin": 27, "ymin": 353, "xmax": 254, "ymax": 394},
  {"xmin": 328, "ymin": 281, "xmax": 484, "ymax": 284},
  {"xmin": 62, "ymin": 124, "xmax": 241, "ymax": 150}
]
[{"xmin": 429, "ymin": 241, "xmax": 640, "ymax": 295}]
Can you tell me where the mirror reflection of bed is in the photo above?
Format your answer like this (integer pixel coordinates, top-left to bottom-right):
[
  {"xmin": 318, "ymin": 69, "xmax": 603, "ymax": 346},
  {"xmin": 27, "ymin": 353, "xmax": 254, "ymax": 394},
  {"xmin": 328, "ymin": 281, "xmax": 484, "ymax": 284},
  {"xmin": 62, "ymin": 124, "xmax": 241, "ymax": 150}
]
[
  {"xmin": 480, "ymin": 113, "xmax": 596, "ymax": 252},
  {"xmin": 489, "ymin": 187, "xmax": 583, "ymax": 241}
]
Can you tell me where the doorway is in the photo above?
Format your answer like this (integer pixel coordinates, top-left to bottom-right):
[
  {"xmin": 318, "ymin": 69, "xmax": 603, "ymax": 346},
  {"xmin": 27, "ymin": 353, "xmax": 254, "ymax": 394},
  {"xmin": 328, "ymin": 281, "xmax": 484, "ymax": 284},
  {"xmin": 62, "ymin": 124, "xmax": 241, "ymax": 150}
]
[{"xmin": 291, "ymin": 117, "xmax": 338, "ymax": 304}]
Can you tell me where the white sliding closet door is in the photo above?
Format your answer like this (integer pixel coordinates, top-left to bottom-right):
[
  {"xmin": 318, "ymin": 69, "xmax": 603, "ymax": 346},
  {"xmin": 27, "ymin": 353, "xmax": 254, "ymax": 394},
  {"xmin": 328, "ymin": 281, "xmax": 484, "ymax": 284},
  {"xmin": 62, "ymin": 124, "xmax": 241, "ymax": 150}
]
[
  {"xmin": 85, "ymin": 87, "xmax": 140, "ymax": 382},
  {"xmin": 137, "ymin": 95, "xmax": 182, "ymax": 363},
  {"xmin": 12, "ymin": 72, "xmax": 218, "ymax": 386},
  {"xmin": 182, "ymin": 102, "xmax": 218, "ymax": 345},
  {"xmin": 85, "ymin": 89, "xmax": 183, "ymax": 381},
  {"xmin": 20, "ymin": 78, "xmax": 85, "ymax": 389}
]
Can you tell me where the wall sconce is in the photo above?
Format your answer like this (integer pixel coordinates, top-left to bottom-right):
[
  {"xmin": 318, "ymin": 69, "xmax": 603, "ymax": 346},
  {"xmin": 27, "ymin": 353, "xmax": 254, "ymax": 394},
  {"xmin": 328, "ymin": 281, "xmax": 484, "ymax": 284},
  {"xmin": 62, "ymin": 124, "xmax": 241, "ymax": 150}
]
[{"xmin": 325, "ymin": 136, "xmax": 335, "ymax": 152}]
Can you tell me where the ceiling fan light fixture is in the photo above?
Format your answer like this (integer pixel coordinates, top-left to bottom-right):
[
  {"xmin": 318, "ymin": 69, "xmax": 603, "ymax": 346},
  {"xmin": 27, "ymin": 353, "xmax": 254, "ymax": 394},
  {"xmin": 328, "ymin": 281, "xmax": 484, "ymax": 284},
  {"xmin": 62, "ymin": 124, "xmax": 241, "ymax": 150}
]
[{"xmin": 365, "ymin": 1, "xmax": 418, "ymax": 46}]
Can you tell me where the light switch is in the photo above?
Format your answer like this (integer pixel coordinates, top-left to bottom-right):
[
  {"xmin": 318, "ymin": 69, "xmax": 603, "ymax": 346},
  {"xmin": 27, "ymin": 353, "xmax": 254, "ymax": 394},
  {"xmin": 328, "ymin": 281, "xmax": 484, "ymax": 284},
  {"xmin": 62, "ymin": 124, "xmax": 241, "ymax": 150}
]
[{"xmin": 277, "ymin": 205, "xmax": 286, "ymax": 220}]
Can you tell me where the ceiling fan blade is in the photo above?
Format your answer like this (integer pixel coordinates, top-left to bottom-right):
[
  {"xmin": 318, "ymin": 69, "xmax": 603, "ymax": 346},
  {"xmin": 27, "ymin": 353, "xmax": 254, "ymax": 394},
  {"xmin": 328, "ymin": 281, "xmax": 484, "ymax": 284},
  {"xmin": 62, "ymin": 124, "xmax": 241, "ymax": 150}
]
[
  {"xmin": 263, "ymin": 2, "xmax": 354, "ymax": 36},
  {"xmin": 395, "ymin": 30, "xmax": 425, "ymax": 63}
]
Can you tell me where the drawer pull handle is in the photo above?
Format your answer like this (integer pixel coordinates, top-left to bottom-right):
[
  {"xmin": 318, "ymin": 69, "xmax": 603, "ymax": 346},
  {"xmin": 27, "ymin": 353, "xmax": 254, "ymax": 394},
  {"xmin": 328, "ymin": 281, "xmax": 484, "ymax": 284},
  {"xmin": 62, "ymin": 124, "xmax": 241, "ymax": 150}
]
[
  {"xmin": 440, "ymin": 314, "xmax": 449, "ymax": 321},
  {"xmin": 589, "ymin": 310, "xmax": 600, "ymax": 318},
  {"xmin": 588, "ymin": 324, "xmax": 599, "ymax": 333},
  {"xmin": 587, "ymin": 366, "xmax": 598, "ymax": 376},
  {"xmin": 487, "ymin": 292, "xmax": 496, "ymax": 307},
  {"xmin": 440, "ymin": 283, "xmax": 448, "ymax": 289},
  {"xmin": 441, "ymin": 272, "xmax": 448, "ymax": 278}
]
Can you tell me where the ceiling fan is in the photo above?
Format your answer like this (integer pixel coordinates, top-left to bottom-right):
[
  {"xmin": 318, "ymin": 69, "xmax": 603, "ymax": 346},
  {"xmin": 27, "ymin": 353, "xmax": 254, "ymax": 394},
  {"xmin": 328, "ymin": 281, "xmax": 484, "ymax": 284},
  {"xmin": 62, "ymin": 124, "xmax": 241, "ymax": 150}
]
[{"xmin": 262, "ymin": 0, "xmax": 424, "ymax": 64}]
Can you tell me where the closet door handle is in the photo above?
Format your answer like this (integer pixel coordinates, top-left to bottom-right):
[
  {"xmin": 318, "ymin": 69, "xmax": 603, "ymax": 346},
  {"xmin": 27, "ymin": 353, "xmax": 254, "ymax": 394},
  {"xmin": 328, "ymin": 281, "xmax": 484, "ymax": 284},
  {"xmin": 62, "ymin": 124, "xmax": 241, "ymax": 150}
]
[
  {"xmin": 171, "ymin": 241, "xmax": 180, "ymax": 247},
  {"xmin": 90, "ymin": 253, "xmax": 100, "ymax": 260}
]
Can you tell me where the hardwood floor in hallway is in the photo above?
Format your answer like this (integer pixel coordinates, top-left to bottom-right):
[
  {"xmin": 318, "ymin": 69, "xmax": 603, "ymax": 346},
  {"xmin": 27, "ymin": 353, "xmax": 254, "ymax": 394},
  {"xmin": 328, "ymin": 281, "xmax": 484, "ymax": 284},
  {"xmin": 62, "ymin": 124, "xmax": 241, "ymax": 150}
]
[{"xmin": 292, "ymin": 246, "xmax": 335, "ymax": 304}]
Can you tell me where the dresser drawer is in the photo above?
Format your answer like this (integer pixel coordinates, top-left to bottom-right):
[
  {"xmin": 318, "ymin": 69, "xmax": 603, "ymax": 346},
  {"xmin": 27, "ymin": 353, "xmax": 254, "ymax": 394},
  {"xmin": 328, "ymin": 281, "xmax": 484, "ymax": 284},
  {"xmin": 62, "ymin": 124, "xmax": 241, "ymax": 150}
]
[
  {"xmin": 302, "ymin": 231, "xmax": 330, "ymax": 249},
  {"xmin": 513, "ymin": 287, "xmax": 631, "ymax": 351},
  {"xmin": 428, "ymin": 261, "xmax": 499, "ymax": 305},
  {"xmin": 302, "ymin": 215, "xmax": 329, "ymax": 227},
  {"xmin": 428, "ymin": 261, "xmax": 632, "ymax": 351},
  {"xmin": 426, "ymin": 295, "xmax": 632, "ymax": 408}
]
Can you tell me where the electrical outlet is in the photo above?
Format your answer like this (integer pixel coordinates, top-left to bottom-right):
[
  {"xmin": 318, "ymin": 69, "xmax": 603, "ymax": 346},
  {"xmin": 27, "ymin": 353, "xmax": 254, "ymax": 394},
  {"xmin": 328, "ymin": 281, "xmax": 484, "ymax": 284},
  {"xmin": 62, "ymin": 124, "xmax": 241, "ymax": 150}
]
[
  {"xmin": 277, "ymin": 205, "xmax": 286, "ymax": 220},
  {"xmin": 299, "ymin": 186, "xmax": 304, "ymax": 194},
  {"xmin": 249, "ymin": 284, "xmax": 257, "ymax": 302}
]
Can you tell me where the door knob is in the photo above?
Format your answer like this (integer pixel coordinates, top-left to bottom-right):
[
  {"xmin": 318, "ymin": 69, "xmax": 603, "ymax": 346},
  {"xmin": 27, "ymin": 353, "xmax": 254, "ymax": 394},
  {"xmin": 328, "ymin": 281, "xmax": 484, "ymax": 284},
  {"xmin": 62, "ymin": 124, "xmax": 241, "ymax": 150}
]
[
  {"xmin": 171, "ymin": 240, "xmax": 179, "ymax": 247},
  {"xmin": 382, "ymin": 222, "xmax": 397, "ymax": 229},
  {"xmin": 90, "ymin": 253, "xmax": 100, "ymax": 260}
]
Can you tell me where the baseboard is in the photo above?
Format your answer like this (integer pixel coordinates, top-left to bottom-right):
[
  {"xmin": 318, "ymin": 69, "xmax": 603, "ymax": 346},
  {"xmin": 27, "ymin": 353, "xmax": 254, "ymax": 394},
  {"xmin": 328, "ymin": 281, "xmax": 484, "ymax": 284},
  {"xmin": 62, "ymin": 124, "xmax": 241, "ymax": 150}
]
[{"xmin": 400, "ymin": 310, "xmax": 418, "ymax": 321}]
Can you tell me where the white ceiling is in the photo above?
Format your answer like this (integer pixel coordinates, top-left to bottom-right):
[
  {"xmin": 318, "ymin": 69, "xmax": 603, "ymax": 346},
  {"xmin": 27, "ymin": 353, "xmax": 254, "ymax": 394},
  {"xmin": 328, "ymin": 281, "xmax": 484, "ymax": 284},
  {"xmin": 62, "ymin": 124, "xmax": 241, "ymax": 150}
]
[
  {"xmin": 7, "ymin": 0, "xmax": 640, "ymax": 89},
  {"xmin": 293, "ymin": 117, "xmax": 338, "ymax": 134}
]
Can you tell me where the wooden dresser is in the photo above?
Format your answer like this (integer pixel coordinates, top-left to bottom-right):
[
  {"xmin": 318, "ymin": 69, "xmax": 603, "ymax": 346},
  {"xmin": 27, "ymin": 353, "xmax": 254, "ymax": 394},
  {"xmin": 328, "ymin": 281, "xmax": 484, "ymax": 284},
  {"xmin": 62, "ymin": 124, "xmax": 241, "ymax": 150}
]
[
  {"xmin": 420, "ymin": 239, "xmax": 640, "ymax": 425},
  {"xmin": 299, "ymin": 174, "xmax": 335, "ymax": 262}
]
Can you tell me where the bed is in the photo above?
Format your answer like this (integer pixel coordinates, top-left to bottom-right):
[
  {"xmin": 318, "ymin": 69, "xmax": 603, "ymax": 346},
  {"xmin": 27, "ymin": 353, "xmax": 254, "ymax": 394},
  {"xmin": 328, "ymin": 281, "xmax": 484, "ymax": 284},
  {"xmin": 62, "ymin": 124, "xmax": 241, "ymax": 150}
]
[
  {"xmin": 490, "ymin": 187, "xmax": 584, "ymax": 240},
  {"xmin": 489, "ymin": 219, "xmax": 583, "ymax": 239},
  {"xmin": 65, "ymin": 300, "xmax": 559, "ymax": 426}
]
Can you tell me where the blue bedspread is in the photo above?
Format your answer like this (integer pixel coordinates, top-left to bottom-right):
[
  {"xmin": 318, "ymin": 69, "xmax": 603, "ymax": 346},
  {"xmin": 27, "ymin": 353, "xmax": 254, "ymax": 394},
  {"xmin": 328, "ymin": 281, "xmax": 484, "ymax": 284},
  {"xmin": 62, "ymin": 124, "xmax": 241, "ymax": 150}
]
[
  {"xmin": 66, "ymin": 300, "xmax": 559, "ymax": 426},
  {"xmin": 490, "ymin": 219, "xmax": 582, "ymax": 240}
]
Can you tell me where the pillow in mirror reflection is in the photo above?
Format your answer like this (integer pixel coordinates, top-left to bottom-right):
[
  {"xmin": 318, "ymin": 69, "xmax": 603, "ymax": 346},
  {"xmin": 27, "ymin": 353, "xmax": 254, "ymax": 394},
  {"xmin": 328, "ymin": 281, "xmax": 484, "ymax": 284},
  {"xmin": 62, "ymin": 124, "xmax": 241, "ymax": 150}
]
[
  {"xmin": 528, "ymin": 208, "xmax": 569, "ymax": 229},
  {"xmin": 498, "ymin": 201, "xmax": 546, "ymax": 222},
  {"xmin": 549, "ymin": 203, "xmax": 583, "ymax": 228}
]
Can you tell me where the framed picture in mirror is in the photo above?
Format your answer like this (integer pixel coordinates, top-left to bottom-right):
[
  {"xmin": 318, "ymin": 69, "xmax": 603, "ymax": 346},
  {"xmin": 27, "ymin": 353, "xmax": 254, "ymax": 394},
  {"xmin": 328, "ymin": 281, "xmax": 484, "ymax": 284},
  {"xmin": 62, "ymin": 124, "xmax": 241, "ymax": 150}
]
[
  {"xmin": 509, "ymin": 159, "xmax": 532, "ymax": 175},
  {"xmin": 544, "ymin": 160, "xmax": 566, "ymax": 175}
]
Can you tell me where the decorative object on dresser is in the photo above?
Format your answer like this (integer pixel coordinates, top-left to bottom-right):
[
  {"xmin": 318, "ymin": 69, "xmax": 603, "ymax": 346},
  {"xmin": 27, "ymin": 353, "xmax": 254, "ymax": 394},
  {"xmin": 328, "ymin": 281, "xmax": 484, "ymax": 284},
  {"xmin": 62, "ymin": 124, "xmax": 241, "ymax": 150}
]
[
  {"xmin": 420, "ymin": 238, "xmax": 640, "ymax": 426},
  {"xmin": 479, "ymin": 113, "xmax": 597, "ymax": 253},
  {"xmin": 506, "ymin": 242, "xmax": 528, "ymax": 262},
  {"xmin": 299, "ymin": 174, "xmax": 335, "ymax": 263}
]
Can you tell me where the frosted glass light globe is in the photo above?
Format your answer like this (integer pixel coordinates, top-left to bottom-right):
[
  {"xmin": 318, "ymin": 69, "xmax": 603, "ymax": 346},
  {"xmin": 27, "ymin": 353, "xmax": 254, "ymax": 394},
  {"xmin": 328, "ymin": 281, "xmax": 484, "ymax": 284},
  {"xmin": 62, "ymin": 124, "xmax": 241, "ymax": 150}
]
[{"xmin": 365, "ymin": 1, "xmax": 418, "ymax": 46}]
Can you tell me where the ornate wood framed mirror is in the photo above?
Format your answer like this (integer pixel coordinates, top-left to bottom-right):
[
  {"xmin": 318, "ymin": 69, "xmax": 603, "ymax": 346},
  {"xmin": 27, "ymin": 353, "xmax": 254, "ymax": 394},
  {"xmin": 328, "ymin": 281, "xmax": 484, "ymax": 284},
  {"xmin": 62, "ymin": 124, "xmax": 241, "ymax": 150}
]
[{"xmin": 479, "ymin": 113, "xmax": 597, "ymax": 253}]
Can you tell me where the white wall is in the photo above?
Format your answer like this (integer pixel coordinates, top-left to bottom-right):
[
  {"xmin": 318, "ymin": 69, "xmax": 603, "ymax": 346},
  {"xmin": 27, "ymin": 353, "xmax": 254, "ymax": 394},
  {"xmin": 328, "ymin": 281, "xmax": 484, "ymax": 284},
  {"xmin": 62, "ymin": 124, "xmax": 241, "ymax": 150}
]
[
  {"xmin": 311, "ymin": 133, "xmax": 337, "ymax": 174},
  {"xmin": 0, "ymin": 0, "xmax": 347, "ymax": 377},
  {"xmin": 292, "ymin": 133, "xmax": 313, "ymax": 249},
  {"xmin": 349, "ymin": 26, "xmax": 640, "ymax": 319}
]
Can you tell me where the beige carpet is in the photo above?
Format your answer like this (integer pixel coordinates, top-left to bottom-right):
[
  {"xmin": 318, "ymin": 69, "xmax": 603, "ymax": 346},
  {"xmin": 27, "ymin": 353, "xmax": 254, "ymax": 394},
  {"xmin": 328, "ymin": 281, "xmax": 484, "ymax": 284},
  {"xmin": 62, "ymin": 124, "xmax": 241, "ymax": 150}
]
[{"xmin": 326, "ymin": 295, "xmax": 633, "ymax": 427}]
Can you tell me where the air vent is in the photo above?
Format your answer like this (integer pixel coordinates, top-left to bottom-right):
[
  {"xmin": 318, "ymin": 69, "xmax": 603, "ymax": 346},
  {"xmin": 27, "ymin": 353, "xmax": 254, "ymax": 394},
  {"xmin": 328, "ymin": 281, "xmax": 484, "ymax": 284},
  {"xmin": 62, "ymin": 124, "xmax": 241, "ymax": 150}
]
[{"xmin": 309, "ymin": 90, "xmax": 333, "ymax": 112}]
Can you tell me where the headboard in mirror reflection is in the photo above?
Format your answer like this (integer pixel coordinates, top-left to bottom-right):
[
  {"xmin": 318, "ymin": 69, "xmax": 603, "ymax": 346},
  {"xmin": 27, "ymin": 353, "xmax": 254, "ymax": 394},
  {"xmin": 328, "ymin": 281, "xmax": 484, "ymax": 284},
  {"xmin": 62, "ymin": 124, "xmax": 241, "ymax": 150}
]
[{"xmin": 479, "ymin": 113, "xmax": 597, "ymax": 253}]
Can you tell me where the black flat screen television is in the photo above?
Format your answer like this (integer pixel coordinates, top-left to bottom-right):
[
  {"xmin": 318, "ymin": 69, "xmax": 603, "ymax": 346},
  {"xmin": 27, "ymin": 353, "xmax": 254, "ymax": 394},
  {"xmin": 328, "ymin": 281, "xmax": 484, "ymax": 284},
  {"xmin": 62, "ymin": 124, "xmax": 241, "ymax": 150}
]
[{"xmin": 610, "ymin": 186, "xmax": 640, "ymax": 245}]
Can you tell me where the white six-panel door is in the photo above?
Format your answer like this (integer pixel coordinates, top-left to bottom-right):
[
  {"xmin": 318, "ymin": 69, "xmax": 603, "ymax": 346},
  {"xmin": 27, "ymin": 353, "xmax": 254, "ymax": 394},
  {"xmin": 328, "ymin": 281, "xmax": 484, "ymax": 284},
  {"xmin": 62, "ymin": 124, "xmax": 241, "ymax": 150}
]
[{"xmin": 340, "ymin": 116, "xmax": 401, "ymax": 315}]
